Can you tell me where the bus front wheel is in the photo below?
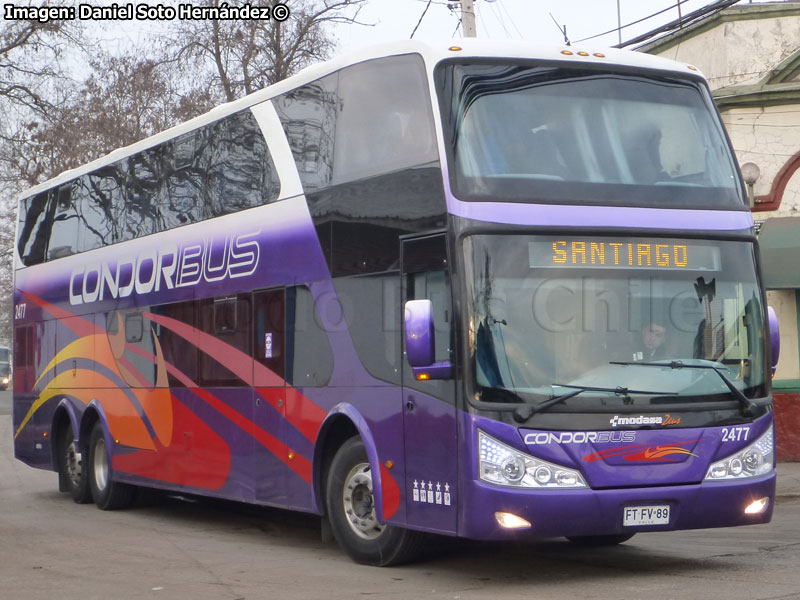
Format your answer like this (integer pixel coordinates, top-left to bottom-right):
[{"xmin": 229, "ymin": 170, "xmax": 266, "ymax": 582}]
[
  {"xmin": 326, "ymin": 437, "xmax": 423, "ymax": 566},
  {"xmin": 88, "ymin": 422, "xmax": 134, "ymax": 510},
  {"xmin": 57, "ymin": 424, "xmax": 92, "ymax": 504}
]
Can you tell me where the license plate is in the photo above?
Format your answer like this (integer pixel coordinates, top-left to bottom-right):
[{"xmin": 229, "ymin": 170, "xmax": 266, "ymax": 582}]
[{"xmin": 623, "ymin": 505, "xmax": 670, "ymax": 526}]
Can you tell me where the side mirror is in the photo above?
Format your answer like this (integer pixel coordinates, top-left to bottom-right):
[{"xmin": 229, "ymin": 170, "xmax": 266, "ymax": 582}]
[
  {"xmin": 404, "ymin": 299, "xmax": 452, "ymax": 380},
  {"xmin": 768, "ymin": 306, "xmax": 780, "ymax": 376}
]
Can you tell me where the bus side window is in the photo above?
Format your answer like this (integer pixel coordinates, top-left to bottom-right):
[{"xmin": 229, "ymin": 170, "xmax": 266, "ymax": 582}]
[
  {"xmin": 206, "ymin": 111, "xmax": 280, "ymax": 217},
  {"xmin": 81, "ymin": 162, "xmax": 127, "ymax": 250},
  {"xmin": 254, "ymin": 289, "xmax": 285, "ymax": 382},
  {"xmin": 13, "ymin": 325, "xmax": 33, "ymax": 392},
  {"xmin": 197, "ymin": 295, "xmax": 252, "ymax": 387},
  {"xmin": 48, "ymin": 183, "xmax": 80, "ymax": 260},
  {"xmin": 151, "ymin": 300, "xmax": 197, "ymax": 387},
  {"xmin": 333, "ymin": 54, "xmax": 438, "ymax": 184},
  {"xmin": 17, "ymin": 191, "xmax": 52, "ymax": 266},
  {"xmin": 285, "ymin": 285, "xmax": 334, "ymax": 387},
  {"xmin": 126, "ymin": 147, "xmax": 163, "ymax": 240},
  {"xmin": 403, "ymin": 235, "xmax": 452, "ymax": 363},
  {"xmin": 164, "ymin": 132, "xmax": 205, "ymax": 228},
  {"xmin": 274, "ymin": 74, "xmax": 339, "ymax": 192}
]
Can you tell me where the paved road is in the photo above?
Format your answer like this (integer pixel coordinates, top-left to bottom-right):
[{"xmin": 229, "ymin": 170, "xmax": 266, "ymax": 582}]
[{"xmin": 1, "ymin": 390, "xmax": 799, "ymax": 600}]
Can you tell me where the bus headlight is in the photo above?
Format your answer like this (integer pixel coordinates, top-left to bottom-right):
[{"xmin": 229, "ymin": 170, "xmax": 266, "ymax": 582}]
[
  {"xmin": 478, "ymin": 431, "xmax": 587, "ymax": 489},
  {"xmin": 705, "ymin": 424, "xmax": 774, "ymax": 480}
]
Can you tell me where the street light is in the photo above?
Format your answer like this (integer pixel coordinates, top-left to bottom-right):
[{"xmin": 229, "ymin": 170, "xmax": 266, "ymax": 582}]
[{"xmin": 741, "ymin": 161, "xmax": 761, "ymax": 208}]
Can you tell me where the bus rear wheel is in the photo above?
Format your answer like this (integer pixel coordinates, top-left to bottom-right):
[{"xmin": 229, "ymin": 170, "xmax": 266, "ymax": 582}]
[
  {"xmin": 57, "ymin": 424, "xmax": 92, "ymax": 504},
  {"xmin": 566, "ymin": 533, "xmax": 635, "ymax": 546},
  {"xmin": 326, "ymin": 437, "xmax": 423, "ymax": 566},
  {"xmin": 88, "ymin": 422, "xmax": 134, "ymax": 510}
]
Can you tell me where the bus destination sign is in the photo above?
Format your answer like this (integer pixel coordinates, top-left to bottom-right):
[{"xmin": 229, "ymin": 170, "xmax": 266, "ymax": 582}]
[{"xmin": 528, "ymin": 238, "xmax": 722, "ymax": 271}]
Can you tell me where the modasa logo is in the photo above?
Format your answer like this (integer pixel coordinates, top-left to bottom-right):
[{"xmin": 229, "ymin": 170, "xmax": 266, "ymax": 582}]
[{"xmin": 609, "ymin": 414, "xmax": 681, "ymax": 428}]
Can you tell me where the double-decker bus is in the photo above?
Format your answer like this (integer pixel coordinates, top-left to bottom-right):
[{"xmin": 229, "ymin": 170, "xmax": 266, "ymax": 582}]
[{"xmin": 12, "ymin": 41, "xmax": 778, "ymax": 566}]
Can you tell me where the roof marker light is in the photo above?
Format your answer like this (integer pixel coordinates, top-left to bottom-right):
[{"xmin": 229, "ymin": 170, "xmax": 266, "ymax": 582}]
[
  {"xmin": 577, "ymin": 51, "xmax": 589, "ymax": 56},
  {"xmin": 688, "ymin": 65, "xmax": 698, "ymax": 71},
  {"xmin": 449, "ymin": 46, "xmax": 462, "ymax": 52},
  {"xmin": 594, "ymin": 52, "xmax": 606, "ymax": 58},
  {"xmin": 561, "ymin": 50, "xmax": 574, "ymax": 56}
]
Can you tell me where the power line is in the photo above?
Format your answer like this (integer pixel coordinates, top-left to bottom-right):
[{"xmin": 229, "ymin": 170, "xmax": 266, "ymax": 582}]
[
  {"xmin": 498, "ymin": 0, "xmax": 525, "ymax": 39},
  {"xmin": 452, "ymin": 17, "xmax": 463, "ymax": 37},
  {"xmin": 487, "ymin": 1, "xmax": 511, "ymax": 38},
  {"xmin": 618, "ymin": 0, "xmax": 741, "ymax": 48},
  {"xmin": 410, "ymin": 0, "xmax": 433, "ymax": 39},
  {"xmin": 574, "ymin": 0, "xmax": 693, "ymax": 44}
]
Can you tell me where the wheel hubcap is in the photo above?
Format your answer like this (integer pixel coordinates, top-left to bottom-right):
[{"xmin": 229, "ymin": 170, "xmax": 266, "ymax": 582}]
[
  {"xmin": 93, "ymin": 436, "xmax": 108, "ymax": 491},
  {"xmin": 65, "ymin": 435, "xmax": 83, "ymax": 486},
  {"xmin": 342, "ymin": 463, "xmax": 385, "ymax": 540}
]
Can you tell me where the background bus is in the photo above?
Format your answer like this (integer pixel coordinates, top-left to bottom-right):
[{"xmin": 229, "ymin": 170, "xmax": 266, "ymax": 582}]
[
  {"xmin": 12, "ymin": 40, "xmax": 777, "ymax": 565},
  {"xmin": 0, "ymin": 346, "xmax": 10, "ymax": 390}
]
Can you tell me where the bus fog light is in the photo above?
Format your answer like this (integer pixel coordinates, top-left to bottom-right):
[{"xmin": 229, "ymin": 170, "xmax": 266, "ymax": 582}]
[
  {"xmin": 495, "ymin": 512, "xmax": 531, "ymax": 529},
  {"xmin": 744, "ymin": 497, "xmax": 769, "ymax": 515}
]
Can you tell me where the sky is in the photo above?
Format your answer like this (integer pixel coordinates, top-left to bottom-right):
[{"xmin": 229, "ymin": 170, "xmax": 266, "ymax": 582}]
[
  {"xmin": 91, "ymin": 0, "xmax": 777, "ymax": 58},
  {"xmin": 333, "ymin": 0, "xmax": 767, "ymax": 52}
]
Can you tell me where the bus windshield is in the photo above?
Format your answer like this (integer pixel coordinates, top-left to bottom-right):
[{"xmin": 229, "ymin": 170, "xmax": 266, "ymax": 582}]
[
  {"xmin": 464, "ymin": 235, "xmax": 767, "ymax": 407},
  {"xmin": 439, "ymin": 62, "xmax": 742, "ymax": 208}
]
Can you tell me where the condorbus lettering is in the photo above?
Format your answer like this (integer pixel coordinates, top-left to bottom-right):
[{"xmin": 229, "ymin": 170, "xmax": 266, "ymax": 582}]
[
  {"xmin": 82, "ymin": 266, "xmax": 101, "ymax": 303},
  {"xmin": 134, "ymin": 249, "xmax": 158, "ymax": 295},
  {"xmin": 229, "ymin": 230, "xmax": 261, "ymax": 278},
  {"xmin": 524, "ymin": 431, "xmax": 637, "ymax": 445},
  {"xmin": 204, "ymin": 236, "xmax": 230, "ymax": 283},
  {"xmin": 67, "ymin": 232, "xmax": 261, "ymax": 305}
]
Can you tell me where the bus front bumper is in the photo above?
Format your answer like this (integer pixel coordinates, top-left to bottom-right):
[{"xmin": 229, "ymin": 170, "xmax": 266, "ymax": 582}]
[{"xmin": 459, "ymin": 472, "xmax": 776, "ymax": 540}]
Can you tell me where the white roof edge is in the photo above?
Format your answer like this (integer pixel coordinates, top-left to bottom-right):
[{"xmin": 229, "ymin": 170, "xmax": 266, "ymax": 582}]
[{"xmin": 17, "ymin": 39, "xmax": 703, "ymax": 202}]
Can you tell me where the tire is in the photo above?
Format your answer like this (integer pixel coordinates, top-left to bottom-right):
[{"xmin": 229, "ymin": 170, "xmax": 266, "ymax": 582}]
[
  {"xmin": 56, "ymin": 423, "xmax": 92, "ymax": 504},
  {"xmin": 566, "ymin": 533, "xmax": 635, "ymax": 546},
  {"xmin": 326, "ymin": 437, "xmax": 424, "ymax": 566},
  {"xmin": 88, "ymin": 421, "xmax": 134, "ymax": 510}
]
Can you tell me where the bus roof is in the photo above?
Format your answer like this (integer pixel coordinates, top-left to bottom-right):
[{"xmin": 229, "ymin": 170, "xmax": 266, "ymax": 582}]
[{"xmin": 17, "ymin": 39, "xmax": 703, "ymax": 202}]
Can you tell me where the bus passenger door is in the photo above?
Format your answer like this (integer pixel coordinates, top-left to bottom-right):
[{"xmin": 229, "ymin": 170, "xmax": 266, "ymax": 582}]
[
  {"xmin": 401, "ymin": 234, "xmax": 458, "ymax": 535},
  {"xmin": 253, "ymin": 288, "xmax": 287, "ymax": 506}
]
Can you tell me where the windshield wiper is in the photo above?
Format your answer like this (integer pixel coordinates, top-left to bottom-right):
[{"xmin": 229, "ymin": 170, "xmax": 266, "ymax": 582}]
[
  {"xmin": 512, "ymin": 383, "xmax": 676, "ymax": 422},
  {"xmin": 610, "ymin": 360, "xmax": 756, "ymax": 417}
]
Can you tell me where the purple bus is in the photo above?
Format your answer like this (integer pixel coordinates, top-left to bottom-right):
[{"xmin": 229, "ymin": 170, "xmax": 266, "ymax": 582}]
[{"xmin": 12, "ymin": 41, "xmax": 778, "ymax": 565}]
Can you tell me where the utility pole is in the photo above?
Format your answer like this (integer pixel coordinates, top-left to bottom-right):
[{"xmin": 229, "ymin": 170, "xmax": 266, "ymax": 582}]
[{"xmin": 461, "ymin": 0, "xmax": 477, "ymax": 38}]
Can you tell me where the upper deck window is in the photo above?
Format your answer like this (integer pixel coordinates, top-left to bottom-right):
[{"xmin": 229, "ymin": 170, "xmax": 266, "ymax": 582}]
[
  {"xmin": 437, "ymin": 62, "xmax": 744, "ymax": 209},
  {"xmin": 15, "ymin": 109, "xmax": 280, "ymax": 265}
]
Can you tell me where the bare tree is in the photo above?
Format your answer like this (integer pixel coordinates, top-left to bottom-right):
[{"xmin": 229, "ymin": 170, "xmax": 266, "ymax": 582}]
[
  {"xmin": 2, "ymin": 50, "xmax": 215, "ymax": 188},
  {"xmin": 168, "ymin": 0, "xmax": 367, "ymax": 101},
  {"xmin": 0, "ymin": 9, "xmax": 88, "ymax": 345},
  {"xmin": 0, "ymin": 47, "xmax": 213, "ymax": 345}
]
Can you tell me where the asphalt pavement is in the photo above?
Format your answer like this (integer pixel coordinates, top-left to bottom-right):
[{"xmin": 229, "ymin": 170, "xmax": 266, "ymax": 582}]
[{"xmin": 777, "ymin": 462, "xmax": 800, "ymax": 498}]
